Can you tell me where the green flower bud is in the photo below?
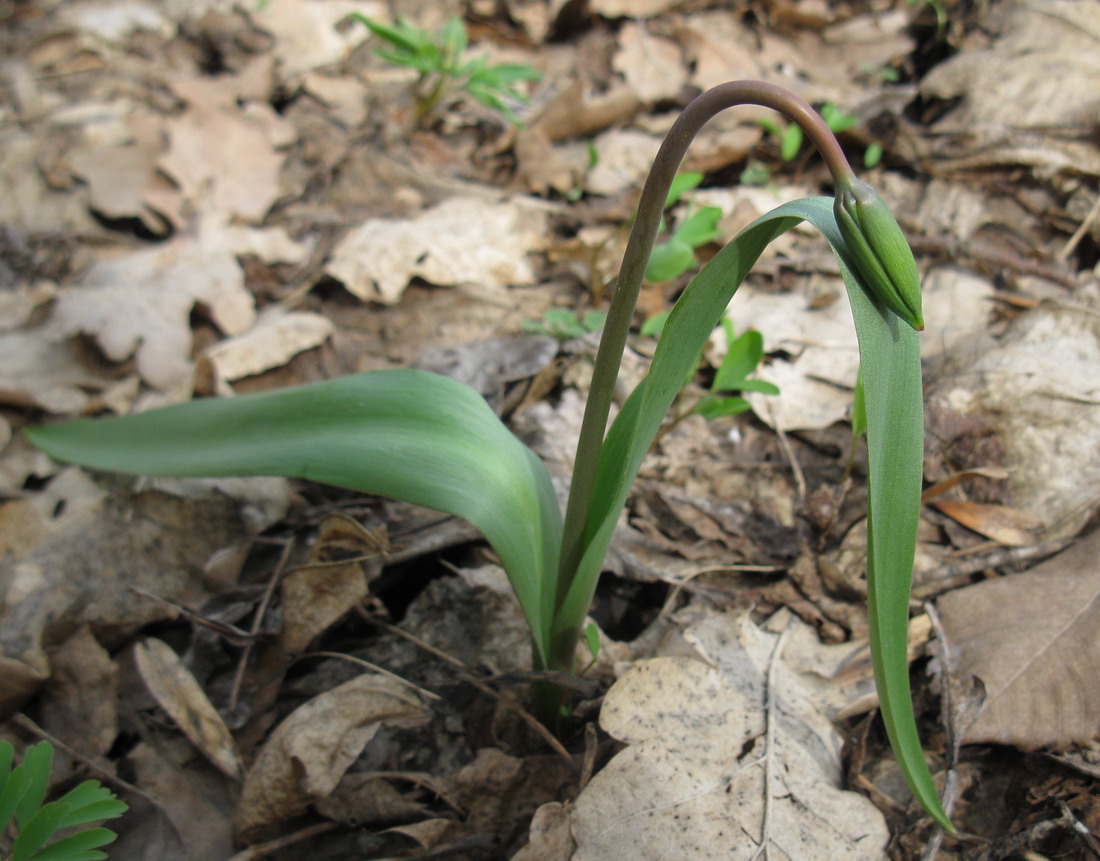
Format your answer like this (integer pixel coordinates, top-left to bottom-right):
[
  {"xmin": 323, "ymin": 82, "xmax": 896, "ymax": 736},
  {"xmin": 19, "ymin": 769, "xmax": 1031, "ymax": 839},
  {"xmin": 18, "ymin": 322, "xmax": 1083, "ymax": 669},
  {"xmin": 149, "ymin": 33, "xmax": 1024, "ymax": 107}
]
[{"xmin": 834, "ymin": 179, "xmax": 924, "ymax": 331}]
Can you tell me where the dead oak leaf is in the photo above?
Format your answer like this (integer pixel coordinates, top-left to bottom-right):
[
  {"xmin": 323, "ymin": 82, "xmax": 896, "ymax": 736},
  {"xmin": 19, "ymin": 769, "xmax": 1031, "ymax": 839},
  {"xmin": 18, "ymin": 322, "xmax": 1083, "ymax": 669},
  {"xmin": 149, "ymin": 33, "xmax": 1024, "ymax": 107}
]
[
  {"xmin": 51, "ymin": 220, "xmax": 308, "ymax": 389},
  {"xmin": 937, "ymin": 531, "xmax": 1100, "ymax": 749},
  {"xmin": 234, "ymin": 673, "xmax": 431, "ymax": 841},
  {"xmin": 326, "ymin": 196, "xmax": 547, "ymax": 304},
  {"xmin": 161, "ymin": 60, "xmax": 295, "ymax": 223},
  {"xmin": 571, "ymin": 610, "xmax": 887, "ymax": 860},
  {"xmin": 611, "ymin": 22, "xmax": 686, "ymax": 104}
]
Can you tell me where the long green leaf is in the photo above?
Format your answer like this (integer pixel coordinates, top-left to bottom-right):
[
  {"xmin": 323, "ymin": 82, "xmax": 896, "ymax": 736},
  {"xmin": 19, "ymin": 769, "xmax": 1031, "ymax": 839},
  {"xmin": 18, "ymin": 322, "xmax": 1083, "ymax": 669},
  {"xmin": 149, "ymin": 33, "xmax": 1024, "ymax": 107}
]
[
  {"xmin": 554, "ymin": 196, "xmax": 950, "ymax": 830},
  {"xmin": 26, "ymin": 370, "xmax": 562, "ymax": 667}
]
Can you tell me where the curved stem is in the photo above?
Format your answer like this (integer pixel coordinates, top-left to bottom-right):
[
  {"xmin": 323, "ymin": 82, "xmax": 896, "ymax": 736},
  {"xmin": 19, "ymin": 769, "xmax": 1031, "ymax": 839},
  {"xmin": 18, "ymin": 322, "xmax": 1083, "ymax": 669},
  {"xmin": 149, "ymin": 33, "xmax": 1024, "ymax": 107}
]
[{"xmin": 557, "ymin": 82, "xmax": 854, "ymax": 615}]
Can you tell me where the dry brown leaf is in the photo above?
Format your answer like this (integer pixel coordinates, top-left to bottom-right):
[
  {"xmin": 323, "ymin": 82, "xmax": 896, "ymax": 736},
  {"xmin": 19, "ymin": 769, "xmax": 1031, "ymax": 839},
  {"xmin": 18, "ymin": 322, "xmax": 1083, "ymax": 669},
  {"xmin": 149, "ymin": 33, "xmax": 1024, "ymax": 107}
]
[
  {"xmin": 919, "ymin": 0, "xmax": 1100, "ymax": 174},
  {"xmin": 235, "ymin": 673, "xmax": 431, "ymax": 840},
  {"xmin": 50, "ymin": 219, "xmax": 307, "ymax": 389},
  {"xmin": 0, "ymin": 327, "xmax": 105, "ymax": 413},
  {"xmin": 39, "ymin": 626, "xmax": 118, "ymax": 760},
  {"xmin": 252, "ymin": 0, "xmax": 376, "ymax": 79},
  {"xmin": 571, "ymin": 610, "xmax": 886, "ymax": 860},
  {"xmin": 205, "ymin": 307, "xmax": 333, "ymax": 387},
  {"xmin": 326, "ymin": 196, "xmax": 547, "ymax": 304},
  {"xmin": 678, "ymin": 12, "xmax": 764, "ymax": 91},
  {"xmin": 936, "ymin": 532, "xmax": 1100, "ymax": 749},
  {"xmin": 585, "ymin": 129, "xmax": 661, "ymax": 196},
  {"xmin": 0, "ymin": 129, "xmax": 101, "ymax": 234},
  {"xmin": 590, "ymin": 0, "xmax": 684, "ymax": 18},
  {"xmin": 512, "ymin": 801, "xmax": 575, "ymax": 861},
  {"xmin": 68, "ymin": 113, "xmax": 176, "ymax": 234},
  {"xmin": 278, "ymin": 514, "xmax": 379, "ymax": 653},
  {"xmin": 126, "ymin": 739, "xmax": 235, "ymax": 861},
  {"xmin": 135, "ymin": 638, "xmax": 244, "ymax": 781},
  {"xmin": 611, "ymin": 22, "xmax": 686, "ymax": 104},
  {"xmin": 929, "ymin": 500, "xmax": 1042, "ymax": 547},
  {"xmin": 160, "ymin": 59, "xmax": 295, "ymax": 222},
  {"xmin": 926, "ymin": 305, "xmax": 1100, "ymax": 536}
]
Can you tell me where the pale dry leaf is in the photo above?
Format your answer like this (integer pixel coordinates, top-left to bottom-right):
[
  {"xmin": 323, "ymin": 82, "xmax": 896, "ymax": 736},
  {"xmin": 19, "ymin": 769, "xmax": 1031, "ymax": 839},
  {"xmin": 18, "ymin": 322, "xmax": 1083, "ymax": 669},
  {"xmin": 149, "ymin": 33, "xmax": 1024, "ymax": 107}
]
[
  {"xmin": 326, "ymin": 196, "xmax": 547, "ymax": 304},
  {"xmin": 572, "ymin": 610, "xmax": 887, "ymax": 860},
  {"xmin": 0, "ymin": 129, "xmax": 100, "ymax": 233},
  {"xmin": 920, "ymin": 267, "xmax": 996, "ymax": 362},
  {"xmin": 50, "ymin": 219, "xmax": 307, "ymax": 389},
  {"xmin": 0, "ymin": 327, "xmax": 104, "ymax": 413},
  {"xmin": 511, "ymin": 801, "xmax": 575, "ymax": 861},
  {"xmin": 678, "ymin": 12, "xmax": 763, "ymax": 91},
  {"xmin": 936, "ymin": 531, "xmax": 1100, "ymax": 749},
  {"xmin": 611, "ymin": 22, "xmax": 686, "ymax": 104},
  {"xmin": 584, "ymin": 129, "xmax": 662, "ymax": 196},
  {"xmin": 927, "ymin": 305, "xmax": 1100, "ymax": 535},
  {"xmin": 253, "ymin": 0, "xmax": 378, "ymax": 79},
  {"xmin": 134, "ymin": 638, "xmax": 244, "ymax": 780},
  {"xmin": 205, "ymin": 307, "xmax": 333, "ymax": 384},
  {"xmin": 235, "ymin": 673, "xmax": 431, "ymax": 840},
  {"xmin": 590, "ymin": 0, "xmax": 684, "ymax": 18},
  {"xmin": 60, "ymin": 0, "xmax": 171, "ymax": 42},
  {"xmin": 0, "ymin": 282, "xmax": 56, "ymax": 332},
  {"xmin": 160, "ymin": 73, "xmax": 295, "ymax": 222}
]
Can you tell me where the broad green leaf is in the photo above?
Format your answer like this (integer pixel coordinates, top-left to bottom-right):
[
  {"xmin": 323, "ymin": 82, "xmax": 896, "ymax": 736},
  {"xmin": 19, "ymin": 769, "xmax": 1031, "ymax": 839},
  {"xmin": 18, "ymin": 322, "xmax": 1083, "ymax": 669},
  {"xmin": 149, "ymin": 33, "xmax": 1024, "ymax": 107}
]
[
  {"xmin": 713, "ymin": 328, "xmax": 764, "ymax": 390},
  {"xmin": 26, "ymin": 371, "xmax": 562, "ymax": 668},
  {"xmin": 645, "ymin": 237, "xmax": 694, "ymax": 282},
  {"xmin": 674, "ymin": 205, "xmax": 723, "ymax": 249},
  {"xmin": 664, "ymin": 171, "xmax": 703, "ymax": 207},
  {"xmin": 554, "ymin": 196, "xmax": 951, "ymax": 831}
]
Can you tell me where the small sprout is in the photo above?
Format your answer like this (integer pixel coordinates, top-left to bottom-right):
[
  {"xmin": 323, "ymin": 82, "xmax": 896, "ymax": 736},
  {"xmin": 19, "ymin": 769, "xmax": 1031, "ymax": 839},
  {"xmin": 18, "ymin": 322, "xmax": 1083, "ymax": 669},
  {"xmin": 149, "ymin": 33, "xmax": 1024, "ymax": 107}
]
[
  {"xmin": 0, "ymin": 741, "xmax": 128, "ymax": 861},
  {"xmin": 863, "ymin": 142, "xmax": 884, "ymax": 169},
  {"xmin": 351, "ymin": 14, "xmax": 541, "ymax": 127},
  {"xmin": 524, "ymin": 308, "xmax": 606, "ymax": 340},
  {"xmin": 692, "ymin": 319, "xmax": 779, "ymax": 420},
  {"xmin": 584, "ymin": 623, "xmax": 601, "ymax": 662},
  {"xmin": 834, "ymin": 179, "xmax": 924, "ymax": 330},
  {"xmin": 645, "ymin": 172, "xmax": 723, "ymax": 283}
]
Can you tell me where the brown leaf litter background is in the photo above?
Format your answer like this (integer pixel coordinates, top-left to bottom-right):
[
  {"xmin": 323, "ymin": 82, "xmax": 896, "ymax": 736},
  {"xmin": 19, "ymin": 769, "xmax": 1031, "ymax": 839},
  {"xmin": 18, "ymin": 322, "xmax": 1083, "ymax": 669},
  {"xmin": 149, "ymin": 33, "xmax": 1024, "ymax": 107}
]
[{"xmin": 2, "ymin": 0, "xmax": 1100, "ymax": 859}]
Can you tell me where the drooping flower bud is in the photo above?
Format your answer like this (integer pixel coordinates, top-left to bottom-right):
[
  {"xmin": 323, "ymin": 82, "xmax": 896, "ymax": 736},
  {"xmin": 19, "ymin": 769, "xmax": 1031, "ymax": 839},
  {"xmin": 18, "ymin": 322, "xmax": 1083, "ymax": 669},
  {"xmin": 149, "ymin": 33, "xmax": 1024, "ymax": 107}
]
[{"xmin": 834, "ymin": 179, "xmax": 924, "ymax": 331}]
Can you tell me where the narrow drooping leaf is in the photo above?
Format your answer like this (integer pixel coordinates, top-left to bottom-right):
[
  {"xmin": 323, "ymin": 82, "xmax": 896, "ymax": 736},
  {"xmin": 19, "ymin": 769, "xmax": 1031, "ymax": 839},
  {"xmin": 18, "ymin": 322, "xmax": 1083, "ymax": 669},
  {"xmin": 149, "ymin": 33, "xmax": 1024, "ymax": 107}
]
[{"xmin": 26, "ymin": 370, "xmax": 562, "ymax": 667}]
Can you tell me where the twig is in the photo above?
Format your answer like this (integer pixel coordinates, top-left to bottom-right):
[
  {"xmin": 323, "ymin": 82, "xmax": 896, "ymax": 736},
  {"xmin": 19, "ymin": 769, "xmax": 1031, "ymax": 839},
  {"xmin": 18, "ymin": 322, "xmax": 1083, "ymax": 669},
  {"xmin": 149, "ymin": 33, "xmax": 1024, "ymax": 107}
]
[
  {"xmin": 224, "ymin": 822, "xmax": 339, "ymax": 861},
  {"xmin": 229, "ymin": 537, "xmax": 295, "ymax": 713},
  {"xmin": 298, "ymin": 651, "xmax": 441, "ymax": 702},
  {"xmin": 910, "ymin": 538, "xmax": 1072, "ymax": 602},
  {"xmin": 751, "ymin": 618, "xmax": 795, "ymax": 861},
  {"xmin": 10, "ymin": 713, "xmax": 155, "ymax": 805}
]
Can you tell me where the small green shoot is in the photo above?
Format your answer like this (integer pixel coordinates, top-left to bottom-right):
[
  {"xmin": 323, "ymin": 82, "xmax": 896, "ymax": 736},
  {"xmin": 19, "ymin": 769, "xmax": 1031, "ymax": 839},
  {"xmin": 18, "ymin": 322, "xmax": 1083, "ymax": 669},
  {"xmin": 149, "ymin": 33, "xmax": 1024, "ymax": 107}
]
[
  {"xmin": 0, "ymin": 741, "xmax": 127, "ymax": 861},
  {"xmin": 523, "ymin": 309, "xmax": 606, "ymax": 340},
  {"xmin": 351, "ymin": 14, "xmax": 541, "ymax": 127},
  {"xmin": 645, "ymin": 172, "xmax": 723, "ymax": 283},
  {"xmin": 693, "ymin": 318, "xmax": 780, "ymax": 420}
]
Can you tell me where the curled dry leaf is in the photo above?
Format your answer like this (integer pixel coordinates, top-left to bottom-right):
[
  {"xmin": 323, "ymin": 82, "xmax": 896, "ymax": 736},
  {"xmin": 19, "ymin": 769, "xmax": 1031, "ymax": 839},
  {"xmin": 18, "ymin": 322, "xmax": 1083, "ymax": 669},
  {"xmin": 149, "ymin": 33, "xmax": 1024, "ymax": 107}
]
[
  {"xmin": 278, "ymin": 513, "xmax": 380, "ymax": 653},
  {"xmin": 326, "ymin": 197, "xmax": 547, "ymax": 304},
  {"xmin": 936, "ymin": 531, "xmax": 1100, "ymax": 749},
  {"xmin": 571, "ymin": 610, "xmax": 886, "ymax": 860},
  {"xmin": 235, "ymin": 673, "xmax": 431, "ymax": 840},
  {"xmin": 612, "ymin": 22, "xmax": 686, "ymax": 104},
  {"xmin": 50, "ymin": 219, "xmax": 308, "ymax": 389},
  {"xmin": 135, "ymin": 637, "xmax": 244, "ymax": 781},
  {"xmin": 929, "ymin": 500, "xmax": 1042, "ymax": 547},
  {"xmin": 205, "ymin": 307, "xmax": 334, "ymax": 387}
]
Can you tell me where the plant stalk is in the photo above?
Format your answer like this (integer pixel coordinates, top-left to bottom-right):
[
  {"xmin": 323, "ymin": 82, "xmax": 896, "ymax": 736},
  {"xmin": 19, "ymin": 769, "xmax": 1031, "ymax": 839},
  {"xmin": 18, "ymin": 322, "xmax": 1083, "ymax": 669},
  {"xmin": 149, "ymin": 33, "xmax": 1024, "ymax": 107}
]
[{"xmin": 555, "ymin": 81, "xmax": 855, "ymax": 669}]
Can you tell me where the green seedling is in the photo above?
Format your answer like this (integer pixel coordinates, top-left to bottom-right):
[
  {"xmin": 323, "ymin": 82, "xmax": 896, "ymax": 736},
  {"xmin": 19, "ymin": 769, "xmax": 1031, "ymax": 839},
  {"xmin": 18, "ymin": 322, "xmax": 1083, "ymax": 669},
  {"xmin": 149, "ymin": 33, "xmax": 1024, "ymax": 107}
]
[
  {"xmin": 0, "ymin": 741, "xmax": 127, "ymax": 861},
  {"xmin": 757, "ymin": 101, "xmax": 884, "ymax": 176},
  {"xmin": 351, "ymin": 14, "xmax": 541, "ymax": 127},
  {"xmin": 692, "ymin": 318, "xmax": 779, "ymax": 420},
  {"xmin": 523, "ymin": 308, "xmax": 606, "ymax": 340},
  {"xmin": 26, "ymin": 81, "xmax": 951, "ymax": 831},
  {"xmin": 645, "ymin": 171, "xmax": 723, "ymax": 283}
]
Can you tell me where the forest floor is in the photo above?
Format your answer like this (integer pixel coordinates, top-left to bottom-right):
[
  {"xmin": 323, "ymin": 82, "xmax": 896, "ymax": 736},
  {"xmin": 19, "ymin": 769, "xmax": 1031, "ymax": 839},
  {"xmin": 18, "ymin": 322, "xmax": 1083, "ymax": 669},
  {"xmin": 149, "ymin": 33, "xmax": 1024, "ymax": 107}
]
[{"xmin": 1, "ymin": 0, "xmax": 1099, "ymax": 859}]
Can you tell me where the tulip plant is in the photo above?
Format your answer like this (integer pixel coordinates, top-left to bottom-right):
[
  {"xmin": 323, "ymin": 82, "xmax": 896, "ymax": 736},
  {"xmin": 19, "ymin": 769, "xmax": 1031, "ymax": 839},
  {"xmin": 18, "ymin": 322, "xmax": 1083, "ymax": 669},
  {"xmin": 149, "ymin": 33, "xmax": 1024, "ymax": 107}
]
[{"xmin": 26, "ymin": 81, "xmax": 951, "ymax": 830}]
